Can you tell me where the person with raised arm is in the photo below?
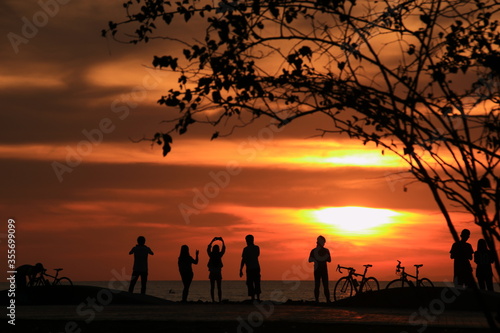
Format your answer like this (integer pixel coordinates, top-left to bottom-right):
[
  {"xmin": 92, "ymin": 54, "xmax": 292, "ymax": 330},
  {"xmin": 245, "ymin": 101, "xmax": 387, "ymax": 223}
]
[{"xmin": 207, "ymin": 237, "xmax": 226, "ymax": 302}]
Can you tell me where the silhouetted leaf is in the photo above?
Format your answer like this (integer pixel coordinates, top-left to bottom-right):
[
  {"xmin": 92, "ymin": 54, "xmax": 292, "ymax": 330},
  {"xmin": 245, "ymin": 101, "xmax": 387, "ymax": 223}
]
[
  {"xmin": 403, "ymin": 146, "xmax": 414, "ymax": 155},
  {"xmin": 269, "ymin": 4, "xmax": 279, "ymax": 18},
  {"xmin": 432, "ymin": 70, "xmax": 445, "ymax": 82},
  {"xmin": 162, "ymin": 94, "xmax": 180, "ymax": 107},
  {"xmin": 212, "ymin": 90, "xmax": 221, "ymax": 103},
  {"xmin": 162, "ymin": 142, "xmax": 171, "ymax": 156},
  {"xmin": 408, "ymin": 44, "xmax": 415, "ymax": 55},
  {"xmin": 298, "ymin": 46, "xmax": 312, "ymax": 58},
  {"xmin": 420, "ymin": 14, "xmax": 431, "ymax": 24},
  {"xmin": 153, "ymin": 55, "xmax": 173, "ymax": 68},
  {"xmin": 441, "ymin": 106, "xmax": 453, "ymax": 115},
  {"xmin": 170, "ymin": 58, "xmax": 178, "ymax": 70},
  {"xmin": 480, "ymin": 176, "xmax": 491, "ymax": 188},
  {"xmin": 252, "ymin": 0, "xmax": 260, "ymax": 14},
  {"xmin": 163, "ymin": 13, "xmax": 173, "ymax": 24},
  {"xmin": 162, "ymin": 133, "xmax": 173, "ymax": 143}
]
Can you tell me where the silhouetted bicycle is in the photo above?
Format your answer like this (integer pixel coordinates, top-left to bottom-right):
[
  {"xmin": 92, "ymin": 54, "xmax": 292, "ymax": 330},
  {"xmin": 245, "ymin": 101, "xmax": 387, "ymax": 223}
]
[
  {"xmin": 29, "ymin": 268, "xmax": 73, "ymax": 287},
  {"xmin": 333, "ymin": 264, "xmax": 379, "ymax": 301},
  {"xmin": 386, "ymin": 260, "xmax": 434, "ymax": 288}
]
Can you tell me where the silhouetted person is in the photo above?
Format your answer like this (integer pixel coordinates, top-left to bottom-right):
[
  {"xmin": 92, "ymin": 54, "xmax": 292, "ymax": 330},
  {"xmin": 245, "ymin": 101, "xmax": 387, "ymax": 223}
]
[
  {"xmin": 178, "ymin": 245, "xmax": 199, "ymax": 302},
  {"xmin": 309, "ymin": 235, "xmax": 332, "ymax": 303},
  {"xmin": 128, "ymin": 236, "xmax": 154, "ymax": 294},
  {"xmin": 450, "ymin": 229, "xmax": 475, "ymax": 288},
  {"xmin": 16, "ymin": 263, "xmax": 44, "ymax": 289},
  {"xmin": 207, "ymin": 237, "xmax": 226, "ymax": 302},
  {"xmin": 474, "ymin": 239, "xmax": 494, "ymax": 291},
  {"xmin": 239, "ymin": 234, "xmax": 261, "ymax": 301}
]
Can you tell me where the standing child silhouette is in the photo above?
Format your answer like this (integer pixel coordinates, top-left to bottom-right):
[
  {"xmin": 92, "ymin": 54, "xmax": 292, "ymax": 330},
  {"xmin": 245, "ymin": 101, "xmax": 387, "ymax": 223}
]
[
  {"xmin": 128, "ymin": 236, "xmax": 154, "ymax": 294},
  {"xmin": 474, "ymin": 239, "xmax": 494, "ymax": 291}
]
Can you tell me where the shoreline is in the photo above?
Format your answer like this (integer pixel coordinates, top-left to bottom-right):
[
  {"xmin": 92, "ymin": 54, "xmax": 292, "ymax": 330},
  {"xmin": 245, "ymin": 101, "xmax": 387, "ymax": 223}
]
[{"xmin": 2, "ymin": 284, "xmax": 500, "ymax": 309}]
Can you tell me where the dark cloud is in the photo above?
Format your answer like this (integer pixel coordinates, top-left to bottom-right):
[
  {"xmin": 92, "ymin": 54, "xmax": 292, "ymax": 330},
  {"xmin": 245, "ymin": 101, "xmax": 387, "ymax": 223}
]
[{"xmin": 186, "ymin": 212, "xmax": 248, "ymax": 228}]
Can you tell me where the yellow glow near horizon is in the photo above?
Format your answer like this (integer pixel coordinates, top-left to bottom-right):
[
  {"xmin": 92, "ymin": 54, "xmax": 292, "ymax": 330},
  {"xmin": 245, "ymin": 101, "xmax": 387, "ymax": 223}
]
[
  {"xmin": 311, "ymin": 206, "xmax": 402, "ymax": 235},
  {"xmin": 292, "ymin": 149, "xmax": 401, "ymax": 168}
]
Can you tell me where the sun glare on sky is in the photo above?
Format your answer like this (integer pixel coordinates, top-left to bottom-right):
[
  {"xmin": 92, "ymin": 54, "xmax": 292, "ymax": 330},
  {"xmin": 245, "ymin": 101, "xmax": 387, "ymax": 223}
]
[
  {"xmin": 289, "ymin": 149, "xmax": 402, "ymax": 168},
  {"xmin": 311, "ymin": 206, "xmax": 402, "ymax": 235}
]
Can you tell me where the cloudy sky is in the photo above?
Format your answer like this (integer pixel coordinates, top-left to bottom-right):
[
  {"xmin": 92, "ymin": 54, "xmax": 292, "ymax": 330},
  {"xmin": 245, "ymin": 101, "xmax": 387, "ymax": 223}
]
[{"xmin": 0, "ymin": 0, "xmax": 485, "ymax": 284}]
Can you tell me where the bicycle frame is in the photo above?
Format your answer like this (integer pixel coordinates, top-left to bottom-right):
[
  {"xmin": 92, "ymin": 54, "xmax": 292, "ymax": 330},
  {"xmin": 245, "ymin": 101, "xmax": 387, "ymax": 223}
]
[
  {"xmin": 32, "ymin": 268, "xmax": 65, "ymax": 286},
  {"xmin": 27, "ymin": 267, "xmax": 73, "ymax": 288},
  {"xmin": 337, "ymin": 264, "xmax": 372, "ymax": 292},
  {"xmin": 334, "ymin": 264, "xmax": 379, "ymax": 301},
  {"xmin": 42, "ymin": 270, "xmax": 60, "ymax": 282}
]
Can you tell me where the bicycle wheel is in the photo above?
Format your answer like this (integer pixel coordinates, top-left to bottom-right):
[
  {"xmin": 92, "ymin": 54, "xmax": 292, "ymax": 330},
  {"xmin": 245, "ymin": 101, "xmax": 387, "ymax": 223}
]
[
  {"xmin": 55, "ymin": 277, "xmax": 73, "ymax": 286},
  {"xmin": 386, "ymin": 279, "xmax": 412, "ymax": 289},
  {"xmin": 418, "ymin": 278, "xmax": 434, "ymax": 288},
  {"xmin": 334, "ymin": 277, "xmax": 354, "ymax": 301},
  {"xmin": 360, "ymin": 277, "xmax": 379, "ymax": 292}
]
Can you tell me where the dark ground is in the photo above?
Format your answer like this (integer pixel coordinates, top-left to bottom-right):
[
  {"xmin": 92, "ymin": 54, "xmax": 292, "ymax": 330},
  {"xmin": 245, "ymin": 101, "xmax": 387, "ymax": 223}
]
[{"xmin": 2, "ymin": 285, "xmax": 499, "ymax": 333}]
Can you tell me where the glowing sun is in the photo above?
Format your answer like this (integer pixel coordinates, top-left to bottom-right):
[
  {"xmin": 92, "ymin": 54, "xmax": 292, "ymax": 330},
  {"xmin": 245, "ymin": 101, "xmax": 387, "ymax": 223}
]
[{"xmin": 313, "ymin": 206, "xmax": 401, "ymax": 235}]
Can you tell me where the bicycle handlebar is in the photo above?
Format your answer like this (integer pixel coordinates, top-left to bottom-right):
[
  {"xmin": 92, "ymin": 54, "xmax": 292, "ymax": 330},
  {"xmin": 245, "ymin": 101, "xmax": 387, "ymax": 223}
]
[
  {"xmin": 337, "ymin": 264, "xmax": 373, "ymax": 275},
  {"xmin": 337, "ymin": 264, "xmax": 355, "ymax": 274},
  {"xmin": 395, "ymin": 260, "xmax": 403, "ymax": 274}
]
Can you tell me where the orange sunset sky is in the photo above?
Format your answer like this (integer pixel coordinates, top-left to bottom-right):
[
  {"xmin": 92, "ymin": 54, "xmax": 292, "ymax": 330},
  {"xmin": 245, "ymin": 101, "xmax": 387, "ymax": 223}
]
[{"xmin": 0, "ymin": 1, "xmax": 493, "ymax": 284}]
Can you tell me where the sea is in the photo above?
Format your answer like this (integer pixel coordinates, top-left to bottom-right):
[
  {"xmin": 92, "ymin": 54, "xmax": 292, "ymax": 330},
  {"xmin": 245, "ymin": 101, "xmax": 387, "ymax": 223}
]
[{"xmin": 0, "ymin": 280, "xmax": 455, "ymax": 302}]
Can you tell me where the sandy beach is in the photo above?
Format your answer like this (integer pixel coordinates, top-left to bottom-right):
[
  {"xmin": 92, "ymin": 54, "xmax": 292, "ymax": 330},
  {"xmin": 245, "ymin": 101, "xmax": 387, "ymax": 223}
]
[{"xmin": 2, "ymin": 285, "xmax": 498, "ymax": 333}]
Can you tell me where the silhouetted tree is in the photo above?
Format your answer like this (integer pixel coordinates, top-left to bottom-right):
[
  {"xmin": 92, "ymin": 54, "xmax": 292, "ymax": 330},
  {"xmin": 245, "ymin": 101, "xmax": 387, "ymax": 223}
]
[{"xmin": 104, "ymin": 0, "xmax": 500, "ymax": 276}]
